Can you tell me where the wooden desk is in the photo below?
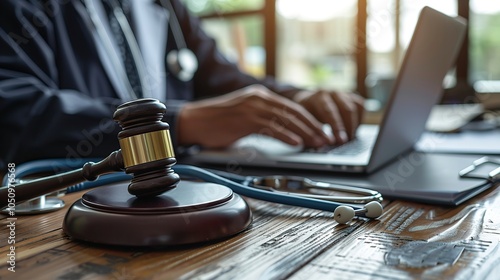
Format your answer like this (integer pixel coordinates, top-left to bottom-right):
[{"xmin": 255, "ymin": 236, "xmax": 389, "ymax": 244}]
[{"xmin": 1, "ymin": 183, "xmax": 500, "ymax": 279}]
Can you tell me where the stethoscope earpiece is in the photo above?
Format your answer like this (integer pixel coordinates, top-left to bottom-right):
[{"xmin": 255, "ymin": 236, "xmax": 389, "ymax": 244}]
[
  {"xmin": 334, "ymin": 205, "xmax": 356, "ymax": 224},
  {"xmin": 362, "ymin": 201, "xmax": 384, "ymax": 218},
  {"xmin": 333, "ymin": 201, "xmax": 383, "ymax": 224}
]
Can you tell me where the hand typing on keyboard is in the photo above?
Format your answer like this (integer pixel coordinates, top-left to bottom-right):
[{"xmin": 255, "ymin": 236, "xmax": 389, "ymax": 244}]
[
  {"xmin": 292, "ymin": 90, "xmax": 365, "ymax": 145},
  {"xmin": 179, "ymin": 86, "xmax": 364, "ymax": 150},
  {"xmin": 303, "ymin": 124, "xmax": 372, "ymax": 155}
]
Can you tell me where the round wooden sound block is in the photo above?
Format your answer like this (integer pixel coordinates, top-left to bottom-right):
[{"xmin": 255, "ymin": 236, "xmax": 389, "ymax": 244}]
[{"xmin": 63, "ymin": 181, "xmax": 252, "ymax": 247}]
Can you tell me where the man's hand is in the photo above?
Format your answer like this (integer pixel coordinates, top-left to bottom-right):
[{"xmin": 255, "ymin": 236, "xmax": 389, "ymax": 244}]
[
  {"xmin": 177, "ymin": 85, "xmax": 364, "ymax": 148},
  {"xmin": 292, "ymin": 90, "xmax": 364, "ymax": 144}
]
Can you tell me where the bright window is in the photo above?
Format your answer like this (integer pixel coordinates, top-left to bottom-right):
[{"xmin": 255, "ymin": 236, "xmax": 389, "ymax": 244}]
[
  {"xmin": 276, "ymin": 0, "xmax": 357, "ymax": 91},
  {"xmin": 470, "ymin": 0, "xmax": 500, "ymax": 93},
  {"xmin": 183, "ymin": 0, "xmax": 500, "ymax": 102}
]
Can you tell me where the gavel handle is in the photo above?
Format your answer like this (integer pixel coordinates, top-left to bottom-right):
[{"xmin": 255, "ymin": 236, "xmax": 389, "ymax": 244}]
[{"xmin": 0, "ymin": 150, "xmax": 124, "ymax": 209}]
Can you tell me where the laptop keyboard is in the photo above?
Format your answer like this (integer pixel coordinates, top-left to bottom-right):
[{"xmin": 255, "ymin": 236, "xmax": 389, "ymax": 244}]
[{"xmin": 306, "ymin": 137, "xmax": 374, "ymax": 156}]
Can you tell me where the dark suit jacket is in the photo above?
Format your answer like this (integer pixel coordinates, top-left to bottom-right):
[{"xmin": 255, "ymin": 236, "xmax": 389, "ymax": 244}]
[{"xmin": 0, "ymin": 0, "xmax": 298, "ymax": 169}]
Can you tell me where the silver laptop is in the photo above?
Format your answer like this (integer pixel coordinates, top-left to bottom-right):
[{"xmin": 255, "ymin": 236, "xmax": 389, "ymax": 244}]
[{"xmin": 194, "ymin": 7, "xmax": 467, "ymax": 173}]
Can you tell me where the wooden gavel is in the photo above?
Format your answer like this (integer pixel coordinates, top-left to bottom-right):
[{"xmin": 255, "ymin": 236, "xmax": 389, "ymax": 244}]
[{"xmin": 0, "ymin": 98, "xmax": 180, "ymax": 208}]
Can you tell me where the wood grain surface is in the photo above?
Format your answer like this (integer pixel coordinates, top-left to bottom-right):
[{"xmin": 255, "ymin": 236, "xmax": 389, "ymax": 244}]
[{"xmin": 1, "ymin": 183, "xmax": 500, "ymax": 279}]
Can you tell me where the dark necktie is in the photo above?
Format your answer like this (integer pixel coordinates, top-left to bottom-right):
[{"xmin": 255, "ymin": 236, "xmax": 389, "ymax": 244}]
[{"xmin": 103, "ymin": 0, "xmax": 143, "ymax": 98}]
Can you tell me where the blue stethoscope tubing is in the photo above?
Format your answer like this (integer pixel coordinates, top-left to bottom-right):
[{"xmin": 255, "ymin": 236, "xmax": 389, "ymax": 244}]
[
  {"xmin": 174, "ymin": 165, "xmax": 368, "ymax": 217},
  {"xmin": 3, "ymin": 159, "xmax": 369, "ymax": 218},
  {"xmin": 2, "ymin": 158, "xmax": 130, "ymax": 193}
]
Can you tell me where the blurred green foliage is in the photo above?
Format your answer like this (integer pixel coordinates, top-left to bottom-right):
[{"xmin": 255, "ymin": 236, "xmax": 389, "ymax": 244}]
[
  {"xmin": 182, "ymin": 0, "xmax": 500, "ymax": 84},
  {"xmin": 182, "ymin": 0, "xmax": 264, "ymax": 15},
  {"xmin": 471, "ymin": 13, "xmax": 500, "ymax": 81}
]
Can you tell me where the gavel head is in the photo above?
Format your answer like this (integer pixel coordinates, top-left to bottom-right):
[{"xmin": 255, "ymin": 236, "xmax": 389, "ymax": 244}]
[{"xmin": 113, "ymin": 98, "xmax": 180, "ymax": 197}]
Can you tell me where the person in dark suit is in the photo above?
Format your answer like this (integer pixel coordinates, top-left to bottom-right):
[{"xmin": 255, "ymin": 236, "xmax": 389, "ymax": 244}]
[{"xmin": 0, "ymin": 0, "xmax": 363, "ymax": 169}]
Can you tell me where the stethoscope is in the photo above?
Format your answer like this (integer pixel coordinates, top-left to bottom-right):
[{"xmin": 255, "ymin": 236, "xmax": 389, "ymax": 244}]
[
  {"xmin": 4, "ymin": 158, "xmax": 384, "ymax": 224},
  {"xmin": 82, "ymin": 0, "xmax": 198, "ymax": 100}
]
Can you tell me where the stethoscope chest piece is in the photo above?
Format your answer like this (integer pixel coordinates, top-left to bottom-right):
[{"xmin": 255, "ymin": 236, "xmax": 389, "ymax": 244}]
[
  {"xmin": 4, "ymin": 195, "xmax": 65, "ymax": 215},
  {"xmin": 167, "ymin": 48, "xmax": 198, "ymax": 81}
]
